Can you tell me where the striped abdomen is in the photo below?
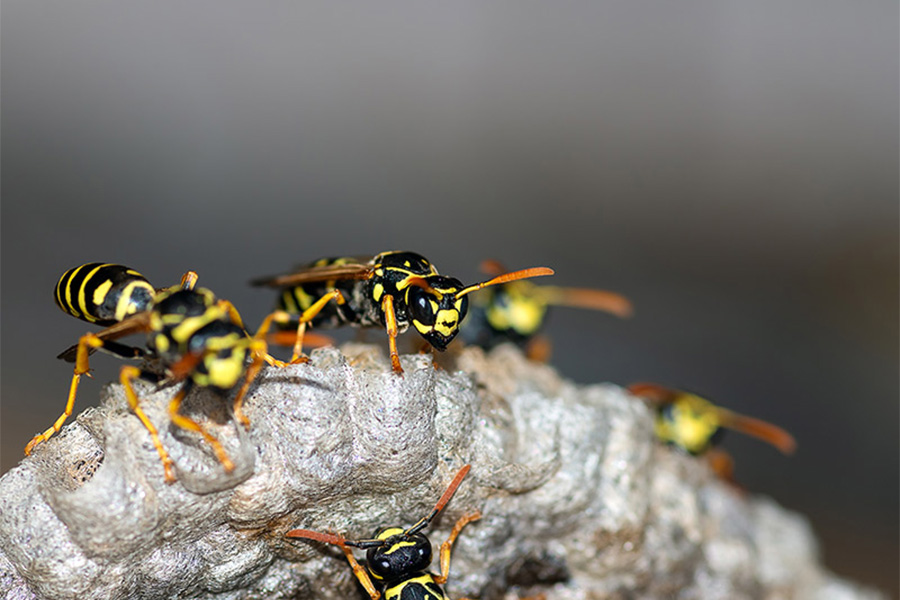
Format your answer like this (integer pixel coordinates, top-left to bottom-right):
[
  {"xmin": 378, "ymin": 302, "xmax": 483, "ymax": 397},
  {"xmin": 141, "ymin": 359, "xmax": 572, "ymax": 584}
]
[{"xmin": 54, "ymin": 263, "xmax": 155, "ymax": 325}]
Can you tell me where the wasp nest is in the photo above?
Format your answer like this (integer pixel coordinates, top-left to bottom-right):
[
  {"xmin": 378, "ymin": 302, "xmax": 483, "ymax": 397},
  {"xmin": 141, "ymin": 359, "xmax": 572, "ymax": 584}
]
[{"xmin": 0, "ymin": 344, "xmax": 884, "ymax": 599}]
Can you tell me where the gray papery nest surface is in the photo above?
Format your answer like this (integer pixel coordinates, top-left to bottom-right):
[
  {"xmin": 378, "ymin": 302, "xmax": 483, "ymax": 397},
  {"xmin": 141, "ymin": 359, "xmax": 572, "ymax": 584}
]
[{"xmin": 0, "ymin": 344, "xmax": 884, "ymax": 600}]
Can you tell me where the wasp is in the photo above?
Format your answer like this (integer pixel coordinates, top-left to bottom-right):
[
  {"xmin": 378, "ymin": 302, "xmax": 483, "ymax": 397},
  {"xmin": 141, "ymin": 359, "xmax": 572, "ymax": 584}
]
[
  {"xmin": 287, "ymin": 464, "xmax": 481, "ymax": 600},
  {"xmin": 461, "ymin": 260, "xmax": 633, "ymax": 361},
  {"xmin": 251, "ymin": 251, "xmax": 554, "ymax": 373},
  {"xmin": 28, "ymin": 262, "xmax": 289, "ymax": 483},
  {"xmin": 627, "ymin": 383, "xmax": 796, "ymax": 481}
]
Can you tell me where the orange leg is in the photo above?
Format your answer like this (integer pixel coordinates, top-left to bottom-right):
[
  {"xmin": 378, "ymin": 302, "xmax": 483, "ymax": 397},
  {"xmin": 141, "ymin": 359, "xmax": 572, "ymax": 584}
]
[
  {"xmin": 217, "ymin": 299, "xmax": 246, "ymax": 331},
  {"xmin": 434, "ymin": 511, "xmax": 482, "ymax": 585},
  {"xmin": 253, "ymin": 310, "xmax": 295, "ymax": 367},
  {"xmin": 289, "ymin": 289, "xmax": 345, "ymax": 363},
  {"xmin": 231, "ymin": 312, "xmax": 285, "ymax": 428},
  {"xmin": 524, "ymin": 336, "xmax": 553, "ymax": 363},
  {"xmin": 337, "ymin": 543, "xmax": 381, "ymax": 600},
  {"xmin": 381, "ymin": 294, "xmax": 403, "ymax": 374},
  {"xmin": 25, "ymin": 332, "xmax": 103, "ymax": 455},
  {"xmin": 167, "ymin": 385, "xmax": 235, "ymax": 477},
  {"xmin": 120, "ymin": 365, "xmax": 177, "ymax": 483}
]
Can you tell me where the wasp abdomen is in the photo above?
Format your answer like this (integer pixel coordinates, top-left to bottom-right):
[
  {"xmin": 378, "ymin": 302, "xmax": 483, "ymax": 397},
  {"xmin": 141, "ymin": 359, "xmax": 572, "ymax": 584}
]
[{"xmin": 54, "ymin": 263, "xmax": 154, "ymax": 325}]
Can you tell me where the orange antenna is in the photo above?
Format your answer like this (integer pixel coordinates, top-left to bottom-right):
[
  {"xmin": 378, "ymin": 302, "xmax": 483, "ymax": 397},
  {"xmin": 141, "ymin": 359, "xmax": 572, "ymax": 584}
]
[
  {"xmin": 456, "ymin": 268, "xmax": 554, "ymax": 299},
  {"xmin": 541, "ymin": 286, "xmax": 634, "ymax": 318},
  {"xmin": 285, "ymin": 529, "xmax": 347, "ymax": 546},
  {"xmin": 715, "ymin": 408, "xmax": 797, "ymax": 455},
  {"xmin": 406, "ymin": 277, "xmax": 445, "ymax": 299},
  {"xmin": 404, "ymin": 464, "xmax": 471, "ymax": 536}
]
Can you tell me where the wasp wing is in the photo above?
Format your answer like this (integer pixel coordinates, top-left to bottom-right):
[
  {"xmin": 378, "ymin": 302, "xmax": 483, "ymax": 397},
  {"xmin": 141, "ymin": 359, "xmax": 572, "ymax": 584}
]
[
  {"xmin": 56, "ymin": 312, "xmax": 154, "ymax": 362},
  {"xmin": 249, "ymin": 261, "xmax": 374, "ymax": 288}
]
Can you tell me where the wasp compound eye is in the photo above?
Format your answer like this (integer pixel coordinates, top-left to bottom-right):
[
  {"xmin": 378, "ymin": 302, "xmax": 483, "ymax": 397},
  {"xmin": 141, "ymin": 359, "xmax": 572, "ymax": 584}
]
[{"xmin": 407, "ymin": 285, "xmax": 437, "ymax": 326}]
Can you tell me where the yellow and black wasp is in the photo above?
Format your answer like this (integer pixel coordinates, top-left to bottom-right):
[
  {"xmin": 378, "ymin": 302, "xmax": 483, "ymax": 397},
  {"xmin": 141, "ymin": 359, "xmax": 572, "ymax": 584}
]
[
  {"xmin": 460, "ymin": 260, "xmax": 633, "ymax": 361},
  {"xmin": 251, "ymin": 251, "xmax": 554, "ymax": 373},
  {"xmin": 287, "ymin": 464, "xmax": 481, "ymax": 600},
  {"xmin": 28, "ymin": 262, "xmax": 288, "ymax": 483},
  {"xmin": 627, "ymin": 383, "xmax": 797, "ymax": 482}
]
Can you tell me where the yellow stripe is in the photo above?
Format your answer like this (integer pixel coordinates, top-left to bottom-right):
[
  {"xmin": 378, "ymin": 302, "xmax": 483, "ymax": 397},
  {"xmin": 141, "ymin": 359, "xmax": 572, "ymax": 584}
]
[
  {"xmin": 64, "ymin": 264, "xmax": 89, "ymax": 319},
  {"xmin": 114, "ymin": 280, "xmax": 153, "ymax": 321},
  {"xmin": 78, "ymin": 264, "xmax": 110, "ymax": 322}
]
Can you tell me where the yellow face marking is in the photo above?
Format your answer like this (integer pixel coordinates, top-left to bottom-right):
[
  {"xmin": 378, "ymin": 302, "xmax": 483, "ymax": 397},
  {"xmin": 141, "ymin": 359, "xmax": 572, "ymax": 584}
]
[
  {"xmin": 433, "ymin": 309, "xmax": 459, "ymax": 337},
  {"xmin": 373, "ymin": 283, "xmax": 384, "ymax": 302},
  {"xmin": 377, "ymin": 527, "xmax": 404, "ymax": 540},
  {"xmin": 383, "ymin": 539, "xmax": 417, "ymax": 555},
  {"xmin": 656, "ymin": 393, "xmax": 721, "ymax": 454}
]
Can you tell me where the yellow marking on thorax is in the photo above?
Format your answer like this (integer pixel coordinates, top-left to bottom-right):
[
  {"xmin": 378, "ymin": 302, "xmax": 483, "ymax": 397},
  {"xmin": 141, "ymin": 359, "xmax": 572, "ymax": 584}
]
[
  {"xmin": 154, "ymin": 334, "xmax": 170, "ymax": 353},
  {"xmin": 169, "ymin": 309, "xmax": 225, "ymax": 344},
  {"xmin": 384, "ymin": 574, "xmax": 442, "ymax": 600}
]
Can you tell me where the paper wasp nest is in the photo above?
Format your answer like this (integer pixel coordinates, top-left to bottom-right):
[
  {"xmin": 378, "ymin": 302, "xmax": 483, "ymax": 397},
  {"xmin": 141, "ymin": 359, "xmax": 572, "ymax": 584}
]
[{"xmin": 0, "ymin": 344, "xmax": 884, "ymax": 599}]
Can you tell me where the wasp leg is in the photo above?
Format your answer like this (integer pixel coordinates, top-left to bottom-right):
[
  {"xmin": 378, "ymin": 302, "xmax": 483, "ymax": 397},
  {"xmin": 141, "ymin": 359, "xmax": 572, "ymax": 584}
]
[
  {"xmin": 25, "ymin": 332, "xmax": 105, "ymax": 455},
  {"xmin": 288, "ymin": 289, "xmax": 346, "ymax": 363},
  {"xmin": 167, "ymin": 385, "xmax": 235, "ymax": 476},
  {"xmin": 253, "ymin": 310, "xmax": 295, "ymax": 368},
  {"xmin": 381, "ymin": 294, "xmax": 403, "ymax": 374},
  {"xmin": 706, "ymin": 448, "xmax": 737, "ymax": 484},
  {"xmin": 215, "ymin": 298, "xmax": 247, "ymax": 331},
  {"xmin": 434, "ymin": 511, "xmax": 482, "ymax": 585},
  {"xmin": 120, "ymin": 365, "xmax": 177, "ymax": 483},
  {"xmin": 336, "ymin": 542, "xmax": 381, "ymax": 600},
  {"xmin": 525, "ymin": 336, "xmax": 553, "ymax": 363},
  {"xmin": 230, "ymin": 314, "xmax": 282, "ymax": 428}
]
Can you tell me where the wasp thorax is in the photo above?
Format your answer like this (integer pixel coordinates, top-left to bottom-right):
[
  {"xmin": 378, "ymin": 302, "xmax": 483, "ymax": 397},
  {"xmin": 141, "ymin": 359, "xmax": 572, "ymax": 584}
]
[{"xmin": 366, "ymin": 531, "xmax": 433, "ymax": 582}]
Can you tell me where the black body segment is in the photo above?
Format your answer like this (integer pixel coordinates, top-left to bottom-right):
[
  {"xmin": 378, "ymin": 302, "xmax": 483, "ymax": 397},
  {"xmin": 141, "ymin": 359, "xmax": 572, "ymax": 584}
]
[{"xmin": 54, "ymin": 262, "xmax": 154, "ymax": 325}]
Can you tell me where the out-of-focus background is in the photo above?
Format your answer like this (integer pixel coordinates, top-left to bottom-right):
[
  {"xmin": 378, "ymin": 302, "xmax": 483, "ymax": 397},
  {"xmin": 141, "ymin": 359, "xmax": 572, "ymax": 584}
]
[{"xmin": 2, "ymin": 2, "xmax": 897, "ymax": 595}]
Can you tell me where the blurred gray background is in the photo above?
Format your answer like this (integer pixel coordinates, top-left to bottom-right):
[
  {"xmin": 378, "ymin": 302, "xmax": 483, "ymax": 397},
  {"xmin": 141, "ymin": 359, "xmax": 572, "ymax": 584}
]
[{"xmin": 2, "ymin": 1, "xmax": 897, "ymax": 595}]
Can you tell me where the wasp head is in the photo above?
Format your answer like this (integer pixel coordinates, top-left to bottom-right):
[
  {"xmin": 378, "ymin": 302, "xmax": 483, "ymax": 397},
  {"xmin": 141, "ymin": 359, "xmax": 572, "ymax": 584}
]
[{"xmin": 405, "ymin": 275, "xmax": 469, "ymax": 351}]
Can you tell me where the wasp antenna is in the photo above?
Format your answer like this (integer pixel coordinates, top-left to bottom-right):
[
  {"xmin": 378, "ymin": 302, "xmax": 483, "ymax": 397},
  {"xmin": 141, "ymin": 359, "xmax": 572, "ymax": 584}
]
[
  {"xmin": 457, "ymin": 267, "xmax": 555, "ymax": 299},
  {"xmin": 285, "ymin": 529, "xmax": 347, "ymax": 546},
  {"xmin": 405, "ymin": 465, "xmax": 471, "ymax": 536},
  {"xmin": 540, "ymin": 286, "xmax": 634, "ymax": 318},
  {"xmin": 715, "ymin": 408, "xmax": 797, "ymax": 455},
  {"xmin": 406, "ymin": 277, "xmax": 444, "ymax": 299}
]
